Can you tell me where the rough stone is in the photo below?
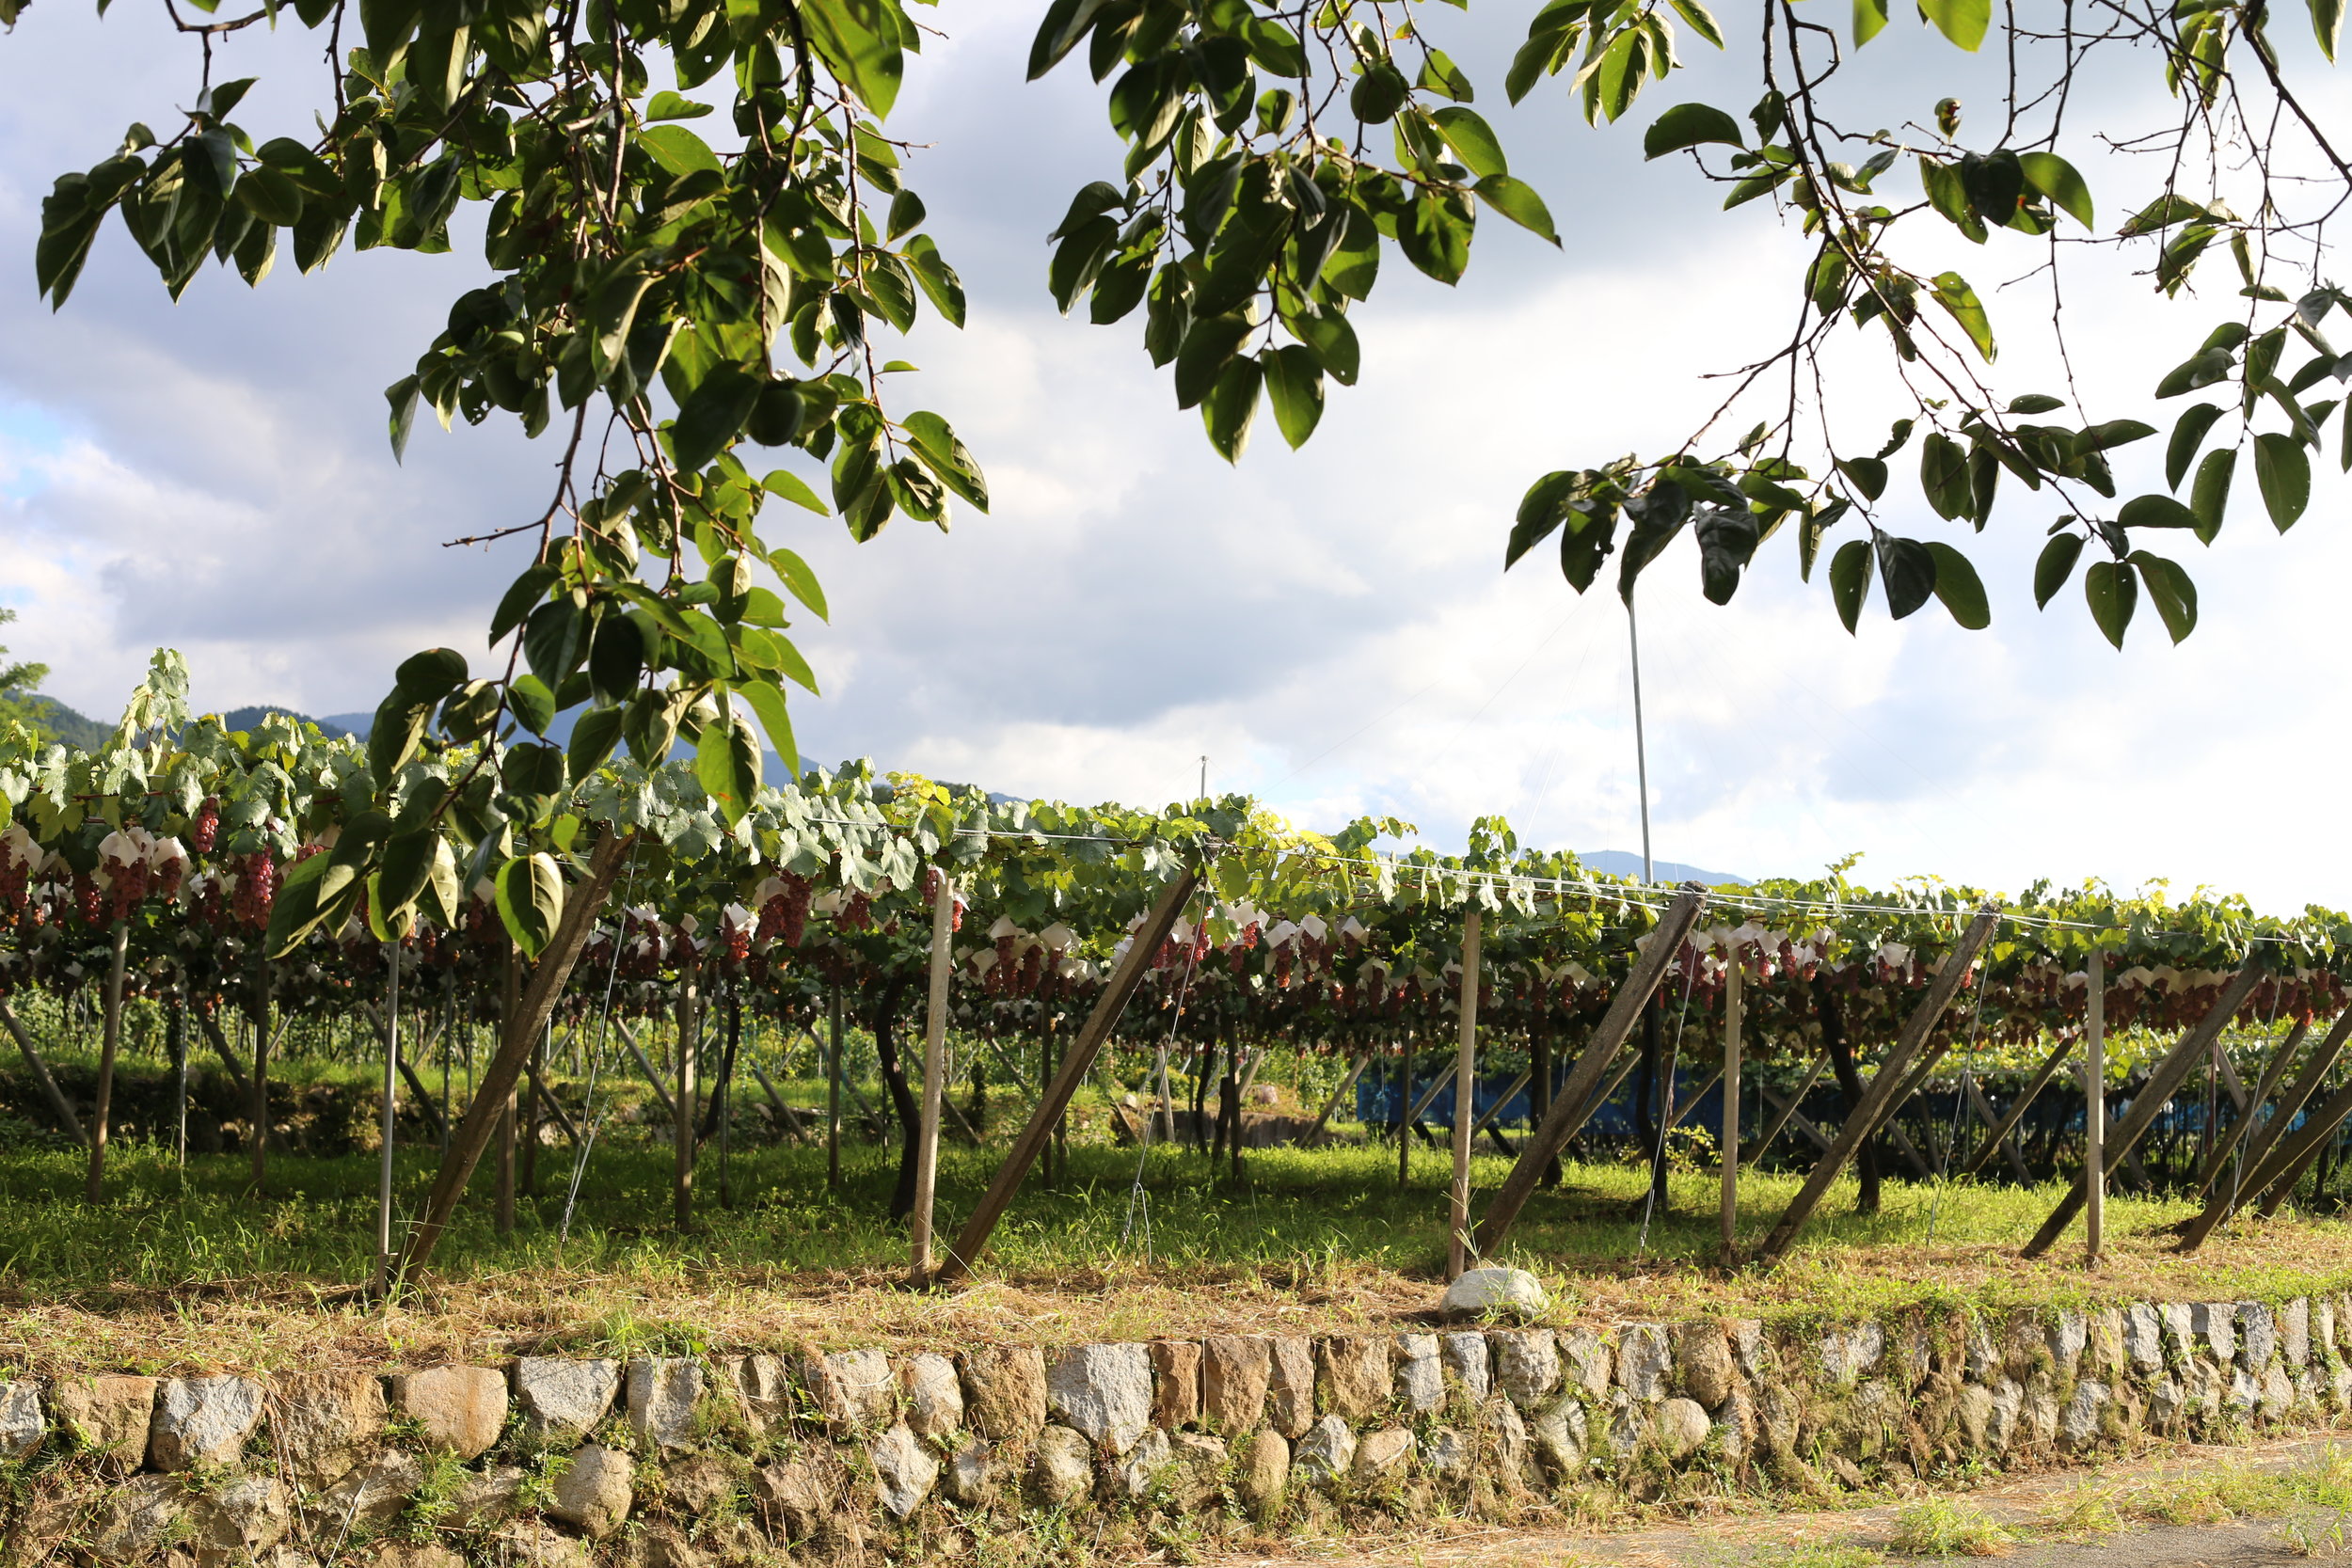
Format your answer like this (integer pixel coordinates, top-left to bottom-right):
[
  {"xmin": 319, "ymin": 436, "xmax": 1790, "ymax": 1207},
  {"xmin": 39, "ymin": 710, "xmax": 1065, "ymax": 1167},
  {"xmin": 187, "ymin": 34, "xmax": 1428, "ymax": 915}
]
[
  {"xmin": 2283, "ymin": 1299, "xmax": 2312, "ymax": 1367},
  {"xmin": 2194, "ymin": 1303, "xmax": 2238, "ymax": 1365},
  {"xmin": 2262, "ymin": 1366, "xmax": 2296, "ymax": 1420},
  {"xmin": 1440, "ymin": 1332, "xmax": 1491, "ymax": 1407},
  {"xmin": 1202, "ymin": 1336, "xmax": 1272, "ymax": 1433},
  {"xmin": 2021, "ymin": 1378, "xmax": 2060, "ymax": 1447},
  {"xmin": 498, "ymin": 1526, "xmax": 595, "ymax": 1568},
  {"xmin": 961, "ymin": 1346, "xmax": 1047, "ymax": 1440},
  {"xmin": 1559, "ymin": 1327, "xmax": 1613, "ymax": 1397},
  {"xmin": 1491, "ymin": 1329, "xmax": 1561, "ymax": 1408},
  {"xmin": 1318, "ymin": 1337, "xmax": 1392, "ymax": 1420},
  {"xmin": 2058, "ymin": 1380, "xmax": 2109, "ymax": 1451},
  {"xmin": 1616, "ymin": 1323, "xmax": 1671, "ymax": 1402},
  {"xmin": 548, "ymin": 1443, "xmax": 635, "ymax": 1539},
  {"xmin": 1530, "ymin": 1400, "xmax": 1586, "ymax": 1479},
  {"xmin": 388, "ymin": 1366, "xmax": 506, "ymax": 1460},
  {"xmin": 944, "ymin": 1439, "xmax": 999, "ymax": 1507},
  {"xmin": 1673, "ymin": 1322, "xmax": 1735, "ymax": 1408},
  {"xmin": 323, "ymin": 1450, "xmax": 428, "ymax": 1528},
  {"xmin": 752, "ymin": 1461, "xmax": 831, "ymax": 1539},
  {"xmin": 718, "ymin": 1353, "xmax": 788, "ymax": 1435},
  {"xmin": 2147, "ymin": 1375, "xmax": 2187, "ymax": 1432},
  {"xmin": 1294, "ymin": 1414, "xmax": 1357, "ymax": 1487},
  {"xmin": 1656, "ymin": 1397, "xmax": 1711, "ymax": 1459},
  {"xmin": 446, "ymin": 1465, "xmax": 528, "ymax": 1529},
  {"xmin": 1756, "ymin": 1384, "xmax": 1802, "ymax": 1455},
  {"xmin": 1031, "ymin": 1424, "xmax": 1093, "ymax": 1506},
  {"xmin": 91, "ymin": 1475, "xmax": 188, "ymax": 1560},
  {"xmin": 900, "ymin": 1354, "xmax": 964, "ymax": 1438},
  {"xmin": 1236, "ymin": 1430, "xmax": 1289, "ymax": 1514},
  {"xmin": 2240, "ymin": 1302, "xmax": 2279, "ymax": 1371},
  {"xmin": 1047, "ymin": 1343, "xmax": 1154, "ymax": 1454},
  {"xmin": 1987, "ymin": 1380, "xmax": 2025, "ymax": 1454},
  {"xmin": 664, "ymin": 1454, "xmax": 745, "ymax": 1516},
  {"xmin": 1481, "ymin": 1396, "xmax": 1533, "ymax": 1489},
  {"xmin": 1353, "ymin": 1427, "xmax": 1415, "ymax": 1484},
  {"xmin": 1149, "ymin": 1341, "xmax": 1200, "ymax": 1430},
  {"xmin": 1966, "ymin": 1323, "xmax": 2000, "ymax": 1381},
  {"xmin": 2123, "ymin": 1304, "xmax": 2165, "ymax": 1370},
  {"xmin": 2090, "ymin": 1310, "xmax": 2126, "ymax": 1380},
  {"xmin": 272, "ymin": 1370, "xmax": 388, "ymax": 1488},
  {"xmin": 612, "ymin": 1524, "xmax": 701, "ymax": 1568},
  {"xmin": 1158, "ymin": 1433, "xmax": 1230, "ymax": 1510},
  {"xmin": 189, "ymin": 1477, "xmax": 292, "ymax": 1565},
  {"xmin": 512, "ymin": 1357, "xmax": 621, "ymax": 1446},
  {"xmin": 2318, "ymin": 1299, "xmax": 2339, "ymax": 1360},
  {"xmin": 868, "ymin": 1424, "xmax": 939, "ymax": 1519},
  {"xmin": 0, "ymin": 1383, "xmax": 40, "ymax": 1465},
  {"xmin": 46, "ymin": 1374, "xmax": 151, "ymax": 1471},
  {"xmin": 1439, "ymin": 1266, "xmax": 1549, "ymax": 1321},
  {"xmin": 1828, "ymin": 1453, "xmax": 1867, "ymax": 1490},
  {"xmin": 1424, "ymin": 1426, "xmax": 1471, "ymax": 1477},
  {"xmin": 373, "ymin": 1546, "xmax": 468, "ymax": 1568},
  {"xmin": 151, "ymin": 1374, "xmax": 264, "ymax": 1471},
  {"xmin": 1394, "ymin": 1334, "xmax": 1443, "ymax": 1414},
  {"xmin": 2161, "ymin": 1303, "xmax": 2198, "ymax": 1362},
  {"xmin": 2226, "ymin": 1367, "xmax": 2260, "ymax": 1415},
  {"xmin": 2047, "ymin": 1310, "xmax": 2088, "ymax": 1373},
  {"xmin": 627, "ymin": 1358, "xmax": 706, "ymax": 1453},
  {"xmin": 807, "ymin": 1348, "xmax": 897, "ymax": 1433},
  {"xmin": 1266, "ymin": 1337, "xmax": 1315, "ymax": 1438},
  {"xmin": 1958, "ymin": 1384, "xmax": 1994, "ymax": 1451},
  {"xmin": 1730, "ymin": 1321, "xmax": 1769, "ymax": 1380},
  {"xmin": 1819, "ymin": 1322, "xmax": 1885, "ymax": 1383}
]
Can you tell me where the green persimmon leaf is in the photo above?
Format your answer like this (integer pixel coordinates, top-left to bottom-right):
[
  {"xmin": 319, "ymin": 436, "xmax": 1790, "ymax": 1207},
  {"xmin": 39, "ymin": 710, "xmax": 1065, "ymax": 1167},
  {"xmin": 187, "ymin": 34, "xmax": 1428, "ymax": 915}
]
[
  {"xmin": 1925, "ymin": 541, "xmax": 1989, "ymax": 628},
  {"xmin": 2254, "ymin": 431, "xmax": 2311, "ymax": 530},
  {"xmin": 2084, "ymin": 558, "xmax": 2137, "ymax": 649},
  {"xmin": 1644, "ymin": 102, "xmax": 1743, "ymax": 159}
]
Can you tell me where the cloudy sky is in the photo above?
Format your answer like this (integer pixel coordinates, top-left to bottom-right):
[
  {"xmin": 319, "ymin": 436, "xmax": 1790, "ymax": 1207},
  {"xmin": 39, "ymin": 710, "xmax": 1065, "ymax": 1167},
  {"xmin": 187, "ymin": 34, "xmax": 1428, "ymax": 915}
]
[{"xmin": 2, "ymin": 0, "xmax": 2347, "ymax": 911}]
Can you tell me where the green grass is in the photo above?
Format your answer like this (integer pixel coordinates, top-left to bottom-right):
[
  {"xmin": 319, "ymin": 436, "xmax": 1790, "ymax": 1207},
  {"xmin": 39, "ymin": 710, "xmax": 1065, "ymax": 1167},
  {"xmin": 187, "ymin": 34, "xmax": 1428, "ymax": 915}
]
[{"xmin": 1886, "ymin": 1498, "xmax": 2013, "ymax": 1558}]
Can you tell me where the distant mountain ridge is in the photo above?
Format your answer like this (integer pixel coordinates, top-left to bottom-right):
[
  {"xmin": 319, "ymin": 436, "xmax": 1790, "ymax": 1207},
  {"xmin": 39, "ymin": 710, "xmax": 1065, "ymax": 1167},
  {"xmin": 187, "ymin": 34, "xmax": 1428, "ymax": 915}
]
[{"xmin": 1576, "ymin": 850, "xmax": 1749, "ymax": 886}]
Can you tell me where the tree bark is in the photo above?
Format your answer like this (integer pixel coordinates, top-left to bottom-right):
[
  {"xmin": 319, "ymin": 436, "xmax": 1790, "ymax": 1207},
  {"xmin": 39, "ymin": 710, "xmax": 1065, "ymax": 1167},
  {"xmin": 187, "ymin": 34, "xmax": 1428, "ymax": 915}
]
[{"xmin": 871, "ymin": 974, "xmax": 920, "ymax": 1221}]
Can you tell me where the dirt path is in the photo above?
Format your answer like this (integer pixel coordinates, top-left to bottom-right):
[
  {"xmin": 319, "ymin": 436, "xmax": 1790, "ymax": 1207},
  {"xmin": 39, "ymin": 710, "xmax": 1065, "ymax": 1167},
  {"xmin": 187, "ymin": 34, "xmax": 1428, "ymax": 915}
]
[{"xmin": 1200, "ymin": 1434, "xmax": 2352, "ymax": 1568}]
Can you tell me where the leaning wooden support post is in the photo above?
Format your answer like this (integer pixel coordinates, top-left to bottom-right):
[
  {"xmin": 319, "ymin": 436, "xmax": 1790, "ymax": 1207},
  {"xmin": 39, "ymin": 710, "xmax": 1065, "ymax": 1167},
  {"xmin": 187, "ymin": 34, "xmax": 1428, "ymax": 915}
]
[
  {"xmin": 2084, "ymin": 948, "xmax": 2106, "ymax": 1265},
  {"xmin": 1961, "ymin": 1033, "xmax": 2073, "ymax": 1177},
  {"xmin": 1756, "ymin": 905, "xmax": 2001, "ymax": 1263},
  {"xmin": 2178, "ymin": 1015, "xmax": 2352, "ymax": 1250},
  {"xmin": 1303, "ymin": 1053, "xmax": 1371, "ymax": 1147},
  {"xmin": 910, "ymin": 872, "xmax": 956, "ymax": 1284},
  {"xmin": 1448, "ymin": 904, "xmax": 1483, "ymax": 1278},
  {"xmin": 931, "ymin": 868, "xmax": 1200, "ymax": 1290},
  {"xmin": 2252, "ymin": 1074, "xmax": 2352, "ymax": 1219},
  {"xmin": 2234, "ymin": 1008, "xmax": 2352, "ymax": 1194},
  {"xmin": 391, "ymin": 831, "xmax": 632, "ymax": 1281},
  {"xmin": 2192, "ymin": 1015, "xmax": 2311, "ymax": 1198},
  {"xmin": 674, "ymin": 958, "xmax": 699, "ymax": 1231},
  {"xmin": 0, "ymin": 996, "xmax": 84, "ymax": 1143},
  {"xmin": 247, "ymin": 962, "xmax": 273, "ymax": 1194},
  {"xmin": 1743, "ymin": 1049, "xmax": 1828, "ymax": 1168},
  {"xmin": 1471, "ymin": 881, "xmax": 1709, "ymax": 1259},
  {"xmin": 1960, "ymin": 1069, "xmax": 2031, "ymax": 1184},
  {"xmin": 84, "ymin": 921, "xmax": 129, "ymax": 1202},
  {"xmin": 1471, "ymin": 1069, "xmax": 1533, "ymax": 1136},
  {"xmin": 1721, "ymin": 933, "xmax": 1741, "ymax": 1261},
  {"xmin": 750, "ymin": 1059, "xmax": 807, "ymax": 1141},
  {"xmin": 612, "ymin": 1016, "xmax": 677, "ymax": 1121},
  {"xmin": 2024, "ymin": 960, "xmax": 2265, "ymax": 1258}
]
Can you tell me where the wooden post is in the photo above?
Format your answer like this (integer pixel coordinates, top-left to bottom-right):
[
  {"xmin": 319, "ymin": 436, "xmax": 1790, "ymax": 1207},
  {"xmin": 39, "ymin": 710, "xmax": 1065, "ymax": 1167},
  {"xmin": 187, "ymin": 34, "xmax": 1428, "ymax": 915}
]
[
  {"xmin": 1755, "ymin": 905, "xmax": 2001, "ymax": 1262},
  {"xmin": 2084, "ymin": 949, "xmax": 2105, "ymax": 1265},
  {"xmin": 1745, "ymin": 1049, "xmax": 1828, "ymax": 1167},
  {"xmin": 1303, "ymin": 1053, "xmax": 1370, "ymax": 1147},
  {"xmin": 2239, "ymin": 1009, "xmax": 2352, "ymax": 1186},
  {"xmin": 1720, "ymin": 931, "xmax": 1741, "ymax": 1261},
  {"xmin": 2023, "ymin": 961, "xmax": 2264, "ymax": 1258},
  {"xmin": 2194, "ymin": 1015, "xmax": 2314, "ymax": 1197},
  {"xmin": 1448, "ymin": 905, "xmax": 1482, "ymax": 1278},
  {"xmin": 931, "ymin": 870, "xmax": 1199, "ymax": 1289},
  {"xmin": 827, "ymin": 981, "xmax": 844, "ymax": 1191},
  {"xmin": 84, "ymin": 922, "xmax": 129, "ymax": 1202},
  {"xmin": 0, "ymin": 997, "xmax": 85, "ymax": 1143},
  {"xmin": 248, "ymin": 961, "xmax": 272, "ymax": 1194},
  {"xmin": 391, "ymin": 830, "xmax": 632, "ymax": 1280},
  {"xmin": 2252, "ymin": 1074, "xmax": 2352, "ymax": 1218},
  {"xmin": 1395, "ymin": 1046, "xmax": 1413, "ymax": 1189},
  {"xmin": 1471, "ymin": 882, "xmax": 1710, "ymax": 1258},
  {"xmin": 1960, "ymin": 1034, "xmax": 2074, "ymax": 1176},
  {"xmin": 911, "ymin": 873, "xmax": 955, "ymax": 1283},
  {"xmin": 719, "ymin": 991, "xmax": 739, "ymax": 1208},
  {"xmin": 376, "ymin": 937, "xmax": 401, "ymax": 1287},
  {"xmin": 1960, "ymin": 1069, "xmax": 2032, "ymax": 1183},
  {"xmin": 675, "ymin": 958, "xmax": 699, "ymax": 1231}
]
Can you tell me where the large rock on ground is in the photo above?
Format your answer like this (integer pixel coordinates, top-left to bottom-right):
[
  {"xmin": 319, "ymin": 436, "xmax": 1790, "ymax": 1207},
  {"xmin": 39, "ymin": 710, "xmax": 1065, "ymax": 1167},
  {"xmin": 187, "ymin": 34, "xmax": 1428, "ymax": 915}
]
[
  {"xmin": 1236, "ymin": 1431, "xmax": 1289, "ymax": 1515},
  {"xmin": 1030, "ymin": 1425, "xmax": 1093, "ymax": 1506},
  {"xmin": 1656, "ymin": 1397, "xmax": 1711, "ymax": 1459},
  {"xmin": 804, "ymin": 1349, "xmax": 895, "ymax": 1432},
  {"xmin": 1293, "ymin": 1415, "xmax": 1356, "ymax": 1488},
  {"xmin": 1440, "ymin": 1333, "xmax": 1490, "ymax": 1406},
  {"xmin": 1149, "ymin": 1341, "xmax": 1200, "ymax": 1430},
  {"xmin": 1047, "ymin": 1343, "xmax": 1154, "ymax": 1454},
  {"xmin": 1394, "ymin": 1334, "xmax": 1443, "ymax": 1414},
  {"xmin": 322, "ymin": 1450, "xmax": 428, "ymax": 1528},
  {"xmin": 1353, "ymin": 1427, "xmax": 1415, "ymax": 1484},
  {"xmin": 1266, "ymin": 1338, "xmax": 1315, "ymax": 1438},
  {"xmin": 1673, "ymin": 1323, "xmax": 1735, "ymax": 1408},
  {"xmin": 717, "ymin": 1353, "xmax": 789, "ymax": 1435},
  {"xmin": 1317, "ymin": 1337, "xmax": 1391, "ymax": 1420},
  {"xmin": 1440, "ymin": 1266, "xmax": 1548, "ymax": 1322},
  {"xmin": 0, "ymin": 1384, "xmax": 42, "ymax": 1461},
  {"xmin": 1559, "ymin": 1327, "xmax": 1613, "ymax": 1398},
  {"xmin": 899, "ymin": 1354, "xmax": 964, "ymax": 1438},
  {"xmin": 389, "ymin": 1366, "xmax": 506, "ymax": 1459},
  {"xmin": 867, "ymin": 1424, "xmax": 939, "ymax": 1519},
  {"xmin": 151, "ymin": 1375, "xmax": 264, "ymax": 1471},
  {"xmin": 1491, "ymin": 1329, "xmax": 1560, "ymax": 1408}
]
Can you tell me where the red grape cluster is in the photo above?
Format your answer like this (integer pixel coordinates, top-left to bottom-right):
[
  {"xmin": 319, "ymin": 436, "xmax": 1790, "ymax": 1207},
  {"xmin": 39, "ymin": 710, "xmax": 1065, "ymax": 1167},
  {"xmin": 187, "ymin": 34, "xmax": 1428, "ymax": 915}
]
[
  {"xmin": 230, "ymin": 851, "xmax": 277, "ymax": 928},
  {"xmin": 755, "ymin": 871, "xmax": 812, "ymax": 947},
  {"xmin": 190, "ymin": 797, "xmax": 221, "ymax": 854},
  {"xmin": 73, "ymin": 874, "xmax": 103, "ymax": 927},
  {"xmin": 836, "ymin": 891, "xmax": 872, "ymax": 932}
]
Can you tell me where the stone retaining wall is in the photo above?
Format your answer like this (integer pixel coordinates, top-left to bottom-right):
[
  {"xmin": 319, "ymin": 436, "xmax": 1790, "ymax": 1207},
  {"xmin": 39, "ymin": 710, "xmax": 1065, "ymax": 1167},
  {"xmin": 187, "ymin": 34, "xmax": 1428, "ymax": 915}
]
[{"xmin": 12, "ymin": 1295, "xmax": 2352, "ymax": 1566}]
